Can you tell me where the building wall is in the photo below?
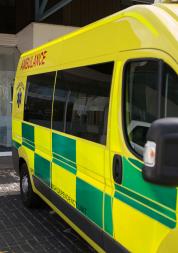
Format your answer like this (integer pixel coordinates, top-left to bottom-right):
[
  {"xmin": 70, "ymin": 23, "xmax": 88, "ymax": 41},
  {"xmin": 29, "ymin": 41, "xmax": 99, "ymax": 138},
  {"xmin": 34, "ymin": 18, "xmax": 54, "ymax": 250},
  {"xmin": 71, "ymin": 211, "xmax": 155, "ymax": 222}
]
[
  {"xmin": 0, "ymin": 23, "xmax": 77, "ymax": 155},
  {"xmin": 0, "ymin": 0, "xmax": 127, "ymax": 34},
  {"xmin": 43, "ymin": 0, "xmax": 123, "ymax": 26},
  {"xmin": 33, "ymin": 23, "xmax": 78, "ymax": 49},
  {"xmin": 17, "ymin": 23, "xmax": 78, "ymax": 53},
  {"xmin": 0, "ymin": 34, "xmax": 17, "ymax": 47},
  {"xmin": 16, "ymin": 24, "xmax": 33, "ymax": 53},
  {"xmin": 0, "ymin": 0, "xmax": 154, "ymax": 34}
]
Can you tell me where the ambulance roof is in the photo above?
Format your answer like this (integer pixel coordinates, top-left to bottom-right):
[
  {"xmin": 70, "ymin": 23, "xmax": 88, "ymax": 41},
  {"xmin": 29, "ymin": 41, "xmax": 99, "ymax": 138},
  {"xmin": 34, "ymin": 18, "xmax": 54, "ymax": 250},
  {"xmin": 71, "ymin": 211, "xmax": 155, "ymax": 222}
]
[{"xmin": 18, "ymin": 4, "xmax": 178, "ymax": 74}]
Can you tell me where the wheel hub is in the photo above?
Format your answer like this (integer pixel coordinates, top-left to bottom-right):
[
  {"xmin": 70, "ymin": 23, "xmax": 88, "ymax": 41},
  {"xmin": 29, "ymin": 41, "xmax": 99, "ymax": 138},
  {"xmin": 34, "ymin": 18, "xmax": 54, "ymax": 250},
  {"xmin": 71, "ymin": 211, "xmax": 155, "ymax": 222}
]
[{"xmin": 22, "ymin": 175, "xmax": 29, "ymax": 194}]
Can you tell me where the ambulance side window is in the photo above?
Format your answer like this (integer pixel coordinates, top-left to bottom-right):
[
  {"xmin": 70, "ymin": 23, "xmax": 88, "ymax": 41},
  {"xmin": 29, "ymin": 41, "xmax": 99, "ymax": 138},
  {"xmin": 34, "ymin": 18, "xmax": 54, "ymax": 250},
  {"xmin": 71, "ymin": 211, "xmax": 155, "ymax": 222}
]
[
  {"xmin": 24, "ymin": 72, "xmax": 56, "ymax": 128},
  {"xmin": 53, "ymin": 62, "xmax": 114, "ymax": 144},
  {"xmin": 124, "ymin": 60, "xmax": 160, "ymax": 156}
]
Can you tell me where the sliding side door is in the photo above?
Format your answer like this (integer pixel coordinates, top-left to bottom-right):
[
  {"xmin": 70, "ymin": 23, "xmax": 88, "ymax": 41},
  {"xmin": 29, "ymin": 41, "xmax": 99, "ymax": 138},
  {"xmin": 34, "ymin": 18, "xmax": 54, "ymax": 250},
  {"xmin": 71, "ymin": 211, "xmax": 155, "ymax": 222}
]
[{"xmin": 51, "ymin": 62, "xmax": 114, "ymax": 250}]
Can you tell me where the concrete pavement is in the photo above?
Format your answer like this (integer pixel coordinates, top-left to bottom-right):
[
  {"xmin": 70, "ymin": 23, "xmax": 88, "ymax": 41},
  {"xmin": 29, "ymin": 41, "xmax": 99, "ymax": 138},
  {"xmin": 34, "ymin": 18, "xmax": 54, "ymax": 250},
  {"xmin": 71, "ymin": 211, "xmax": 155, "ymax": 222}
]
[{"xmin": 0, "ymin": 163, "xmax": 96, "ymax": 253}]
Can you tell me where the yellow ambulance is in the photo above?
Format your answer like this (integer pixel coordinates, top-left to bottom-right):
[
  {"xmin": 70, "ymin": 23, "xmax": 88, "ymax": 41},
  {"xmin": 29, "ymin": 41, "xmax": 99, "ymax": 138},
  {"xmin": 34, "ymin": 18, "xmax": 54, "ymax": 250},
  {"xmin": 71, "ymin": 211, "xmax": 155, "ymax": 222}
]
[{"xmin": 12, "ymin": 2, "xmax": 178, "ymax": 253}]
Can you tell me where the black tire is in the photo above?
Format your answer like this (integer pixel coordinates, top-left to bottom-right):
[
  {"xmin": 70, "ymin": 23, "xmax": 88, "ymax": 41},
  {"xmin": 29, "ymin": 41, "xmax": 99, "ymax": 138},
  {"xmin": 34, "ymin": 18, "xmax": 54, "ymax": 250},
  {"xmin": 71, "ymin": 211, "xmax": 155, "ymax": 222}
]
[{"xmin": 20, "ymin": 163, "xmax": 40, "ymax": 208}]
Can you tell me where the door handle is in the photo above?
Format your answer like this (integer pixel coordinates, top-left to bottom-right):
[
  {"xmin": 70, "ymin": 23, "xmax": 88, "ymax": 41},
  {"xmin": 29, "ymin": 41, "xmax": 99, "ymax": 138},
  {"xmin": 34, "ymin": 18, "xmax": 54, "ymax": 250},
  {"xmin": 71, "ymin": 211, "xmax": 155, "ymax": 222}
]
[{"xmin": 113, "ymin": 154, "xmax": 122, "ymax": 184}]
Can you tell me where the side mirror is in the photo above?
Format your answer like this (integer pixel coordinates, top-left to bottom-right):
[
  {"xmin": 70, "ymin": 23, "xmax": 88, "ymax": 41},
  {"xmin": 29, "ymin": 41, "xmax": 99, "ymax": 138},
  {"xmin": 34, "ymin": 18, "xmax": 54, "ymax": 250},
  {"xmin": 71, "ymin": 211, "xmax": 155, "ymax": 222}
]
[{"xmin": 143, "ymin": 118, "xmax": 178, "ymax": 187}]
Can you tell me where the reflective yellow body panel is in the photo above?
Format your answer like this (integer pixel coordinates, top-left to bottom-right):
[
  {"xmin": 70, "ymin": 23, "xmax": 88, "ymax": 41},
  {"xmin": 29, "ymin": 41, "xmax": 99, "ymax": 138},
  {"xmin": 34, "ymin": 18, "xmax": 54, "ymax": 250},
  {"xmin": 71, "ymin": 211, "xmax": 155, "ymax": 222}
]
[
  {"xmin": 52, "ymin": 162, "xmax": 77, "ymax": 208},
  {"xmin": 12, "ymin": 3, "xmax": 178, "ymax": 253}
]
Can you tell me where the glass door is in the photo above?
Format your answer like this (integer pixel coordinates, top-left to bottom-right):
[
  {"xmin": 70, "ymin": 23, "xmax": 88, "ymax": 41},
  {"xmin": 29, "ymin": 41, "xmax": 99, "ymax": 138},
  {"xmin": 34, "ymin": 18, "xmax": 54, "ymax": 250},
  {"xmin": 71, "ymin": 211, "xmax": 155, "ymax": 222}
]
[
  {"xmin": 0, "ymin": 71, "xmax": 13, "ymax": 152},
  {"xmin": 0, "ymin": 46, "xmax": 19, "ymax": 155}
]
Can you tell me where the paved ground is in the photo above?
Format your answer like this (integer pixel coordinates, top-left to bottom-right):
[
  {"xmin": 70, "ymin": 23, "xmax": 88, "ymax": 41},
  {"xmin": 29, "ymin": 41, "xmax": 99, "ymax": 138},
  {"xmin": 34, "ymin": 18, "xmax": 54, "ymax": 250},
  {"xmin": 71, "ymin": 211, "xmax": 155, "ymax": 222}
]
[{"xmin": 0, "ymin": 165, "xmax": 96, "ymax": 253}]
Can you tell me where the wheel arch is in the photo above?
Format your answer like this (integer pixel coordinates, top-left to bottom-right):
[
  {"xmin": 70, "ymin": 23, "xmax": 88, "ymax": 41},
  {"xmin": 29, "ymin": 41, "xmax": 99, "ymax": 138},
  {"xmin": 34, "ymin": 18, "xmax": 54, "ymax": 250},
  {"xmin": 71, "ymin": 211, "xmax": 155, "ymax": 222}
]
[{"xmin": 19, "ymin": 157, "xmax": 27, "ymax": 173}]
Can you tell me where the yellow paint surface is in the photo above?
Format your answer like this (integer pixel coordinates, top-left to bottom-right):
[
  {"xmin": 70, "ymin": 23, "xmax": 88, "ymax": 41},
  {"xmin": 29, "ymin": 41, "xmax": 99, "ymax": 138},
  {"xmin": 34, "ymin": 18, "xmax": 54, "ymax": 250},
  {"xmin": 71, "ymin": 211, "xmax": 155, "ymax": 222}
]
[
  {"xmin": 12, "ymin": 119, "xmax": 22, "ymax": 144},
  {"xmin": 52, "ymin": 163, "xmax": 76, "ymax": 208},
  {"xmin": 35, "ymin": 125, "xmax": 52, "ymax": 158}
]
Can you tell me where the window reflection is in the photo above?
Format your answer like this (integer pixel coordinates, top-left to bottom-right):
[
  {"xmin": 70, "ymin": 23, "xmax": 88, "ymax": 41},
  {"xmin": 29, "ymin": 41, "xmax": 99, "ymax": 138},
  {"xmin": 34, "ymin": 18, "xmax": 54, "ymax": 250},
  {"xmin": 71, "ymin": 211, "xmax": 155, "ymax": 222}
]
[{"xmin": 53, "ymin": 62, "xmax": 114, "ymax": 144}]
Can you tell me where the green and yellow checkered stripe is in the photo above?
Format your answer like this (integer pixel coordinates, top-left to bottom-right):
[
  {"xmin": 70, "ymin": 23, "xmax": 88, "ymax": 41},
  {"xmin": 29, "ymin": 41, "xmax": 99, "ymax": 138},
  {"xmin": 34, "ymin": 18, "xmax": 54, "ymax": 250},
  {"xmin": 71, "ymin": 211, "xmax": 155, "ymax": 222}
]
[
  {"xmin": 13, "ymin": 121, "xmax": 177, "ymax": 238},
  {"xmin": 117, "ymin": 158, "xmax": 177, "ymax": 229},
  {"xmin": 13, "ymin": 122, "xmax": 113, "ymax": 235}
]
